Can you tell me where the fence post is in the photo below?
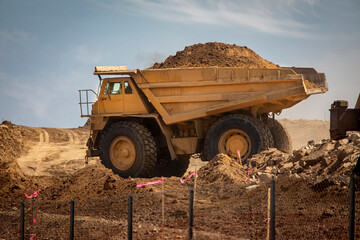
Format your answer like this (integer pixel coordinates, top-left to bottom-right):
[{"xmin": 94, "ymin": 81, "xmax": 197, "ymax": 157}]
[
  {"xmin": 270, "ymin": 178, "xmax": 276, "ymax": 240},
  {"xmin": 128, "ymin": 195, "xmax": 133, "ymax": 240},
  {"xmin": 349, "ymin": 174, "xmax": 355, "ymax": 240},
  {"xmin": 189, "ymin": 189, "xmax": 194, "ymax": 240},
  {"xmin": 70, "ymin": 200, "xmax": 75, "ymax": 240},
  {"xmin": 20, "ymin": 201, "xmax": 25, "ymax": 240}
]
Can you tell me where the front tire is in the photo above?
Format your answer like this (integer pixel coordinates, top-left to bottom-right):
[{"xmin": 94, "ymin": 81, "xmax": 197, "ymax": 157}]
[
  {"xmin": 203, "ymin": 114, "xmax": 274, "ymax": 163},
  {"xmin": 99, "ymin": 121, "xmax": 157, "ymax": 177}
]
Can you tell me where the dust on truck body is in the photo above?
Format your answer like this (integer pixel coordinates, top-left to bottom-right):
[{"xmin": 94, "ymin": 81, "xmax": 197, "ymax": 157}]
[{"xmin": 79, "ymin": 66, "xmax": 327, "ymax": 177}]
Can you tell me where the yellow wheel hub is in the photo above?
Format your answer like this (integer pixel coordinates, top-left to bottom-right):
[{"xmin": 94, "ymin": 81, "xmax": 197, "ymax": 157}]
[
  {"xmin": 218, "ymin": 129, "xmax": 252, "ymax": 160},
  {"xmin": 109, "ymin": 136, "xmax": 136, "ymax": 171}
]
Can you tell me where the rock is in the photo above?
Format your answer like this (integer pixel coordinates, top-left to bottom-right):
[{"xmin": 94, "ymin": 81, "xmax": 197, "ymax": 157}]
[
  {"xmin": 292, "ymin": 162, "xmax": 303, "ymax": 173},
  {"xmin": 283, "ymin": 162, "xmax": 293, "ymax": 169},
  {"xmin": 337, "ymin": 145, "xmax": 354, "ymax": 162},
  {"xmin": 280, "ymin": 162, "xmax": 294, "ymax": 174},
  {"xmin": 334, "ymin": 141, "xmax": 343, "ymax": 150},
  {"xmin": 321, "ymin": 156, "xmax": 333, "ymax": 166},
  {"xmin": 322, "ymin": 208, "xmax": 335, "ymax": 217},
  {"xmin": 258, "ymin": 173, "xmax": 273, "ymax": 182},
  {"xmin": 299, "ymin": 159, "xmax": 306, "ymax": 168},
  {"xmin": 319, "ymin": 142, "xmax": 335, "ymax": 152},
  {"xmin": 291, "ymin": 148, "xmax": 306, "ymax": 162},
  {"xmin": 103, "ymin": 176, "xmax": 116, "ymax": 190},
  {"xmin": 307, "ymin": 140, "xmax": 315, "ymax": 148},
  {"xmin": 246, "ymin": 184, "xmax": 259, "ymax": 190},
  {"xmin": 264, "ymin": 166, "xmax": 272, "ymax": 173},
  {"xmin": 305, "ymin": 149, "xmax": 312, "ymax": 155},
  {"xmin": 291, "ymin": 173, "xmax": 301, "ymax": 179},
  {"xmin": 270, "ymin": 167, "xmax": 278, "ymax": 174},
  {"xmin": 303, "ymin": 150, "xmax": 327, "ymax": 166},
  {"xmin": 348, "ymin": 133, "xmax": 360, "ymax": 144},
  {"xmin": 342, "ymin": 162, "xmax": 353, "ymax": 169},
  {"xmin": 279, "ymin": 167, "xmax": 290, "ymax": 174}
]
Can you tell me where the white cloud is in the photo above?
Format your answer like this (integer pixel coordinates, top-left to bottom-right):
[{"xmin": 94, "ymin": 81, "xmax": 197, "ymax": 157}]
[{"xmin": 90, "ymin": 0, "xmax": 318, "ymax": 38}]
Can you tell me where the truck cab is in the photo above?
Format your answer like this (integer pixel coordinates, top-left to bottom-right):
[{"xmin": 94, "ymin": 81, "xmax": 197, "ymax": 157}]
[{"xmin": 92, "ymin": 77, "xmax": 149, "ymax": 116}]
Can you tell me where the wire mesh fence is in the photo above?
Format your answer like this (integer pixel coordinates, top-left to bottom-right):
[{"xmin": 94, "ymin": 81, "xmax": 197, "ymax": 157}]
[{"xmin": 0, "ymin": 175, "xmax": 359, "ymax": 239}]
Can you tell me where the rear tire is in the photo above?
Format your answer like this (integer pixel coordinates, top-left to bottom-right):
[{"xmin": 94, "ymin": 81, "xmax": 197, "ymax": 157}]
[
  {"xmin": 99, "ymin": 121, "xmax": 157, "ymax": 177},
  {"xmin": 267, "ymin": 118, "xmax": 293, "ymax": 154},
  {"xmin": 203, "ymin": 114, "xmax": 274, "ymax": 163}
]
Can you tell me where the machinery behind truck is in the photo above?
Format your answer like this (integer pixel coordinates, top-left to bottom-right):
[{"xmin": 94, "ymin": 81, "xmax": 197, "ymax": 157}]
[
  {"xmin": 330, "ymin": 94, "xmax": 360, "ymax": 176},
  {"xmin": 330, "ymin": 94, "xmax": 360, "ymax": 140},
  {"xmin": 79, "ymin": 66, "xmax": 327, "ymax": 177}
]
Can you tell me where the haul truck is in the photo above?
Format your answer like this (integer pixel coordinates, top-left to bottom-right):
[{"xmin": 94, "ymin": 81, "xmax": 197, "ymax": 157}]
[{"xmin": 79, "ymin": 66, "xmax": 327, "ymax": 177}]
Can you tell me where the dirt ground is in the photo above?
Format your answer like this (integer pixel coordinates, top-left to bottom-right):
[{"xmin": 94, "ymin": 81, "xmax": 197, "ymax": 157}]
[{"xmin": 1, "ymin": 119, "xmax": 359, "ymax": 239}]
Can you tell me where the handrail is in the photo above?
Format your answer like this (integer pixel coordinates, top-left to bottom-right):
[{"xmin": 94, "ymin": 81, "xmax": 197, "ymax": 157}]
[{"xmin": 78, "ymin": 89, "xmax": 98, "ymax": 117}]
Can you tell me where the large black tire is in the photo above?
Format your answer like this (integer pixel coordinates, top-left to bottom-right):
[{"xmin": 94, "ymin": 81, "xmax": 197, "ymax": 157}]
[
  {"xmin": 203, "ymin": 114, "xmax": 274, "ymax": 163},
  {"xmin": 267, "ymin": 118, "xmax": 293, "ymax": 154},
  {"xmin": 99, "ymin": 121, "xmax": 157, "ymax": 178}
]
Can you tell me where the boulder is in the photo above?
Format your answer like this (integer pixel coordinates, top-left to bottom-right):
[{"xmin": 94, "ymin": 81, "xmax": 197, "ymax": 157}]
[
  {"xmin": 303, "ymin": 149, "xmax": 327, "ymax": 166},
  {"xmin": 291, "ymin": 148, "xmax": 307, "ymax": 162}
]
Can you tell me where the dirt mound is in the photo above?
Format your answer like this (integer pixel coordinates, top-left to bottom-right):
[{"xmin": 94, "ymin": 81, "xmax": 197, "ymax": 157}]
[
  {"xmin": 0, "ymin": 121, "xmax": 38, "ymax": 162},
  {"xmin": 151, "ymin": 42, "xmax": 279, "ymax": 69},
  {"xmin": 197, "ymin": 153, "xmax": 249, "ymax": 184},
  {"xmin": 248, "ymin": 132, "xmax": 360, "ymax": 187},
  {"xmin": 0, "ymin": 160, "xmax": 28, "ymax": 198},
  {"xmin": 0, "ymin": 121, "xmax": 39, "ymax": 198},
  {"xmin": 40, "ymin": 164, "xmax": 153, "ymax": 201}
]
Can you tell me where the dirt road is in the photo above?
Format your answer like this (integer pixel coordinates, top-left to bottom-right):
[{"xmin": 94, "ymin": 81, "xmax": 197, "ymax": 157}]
[{"xmin": 16, "ymin": 127, "xmax": 95, "ymax": 177}]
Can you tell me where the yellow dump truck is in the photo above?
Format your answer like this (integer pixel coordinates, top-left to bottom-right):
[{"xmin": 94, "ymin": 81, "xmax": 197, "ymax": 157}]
[{"xmin": 79, "ymin": 66, "xmax": 327, "ymax": 177}]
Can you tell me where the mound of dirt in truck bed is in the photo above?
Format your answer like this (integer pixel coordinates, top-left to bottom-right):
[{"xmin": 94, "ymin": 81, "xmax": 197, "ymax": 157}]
[{"xmin": 151, "ymin": 42, "xmax": 279, "ymax": 69}]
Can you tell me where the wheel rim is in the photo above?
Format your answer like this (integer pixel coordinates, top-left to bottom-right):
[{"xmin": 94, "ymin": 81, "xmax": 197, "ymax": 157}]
[
  {"xmin": 109, "ymin": 136, "xmax": 136, "ymax": 171},
  {"xmin": 218, "ymin": 129, "xmax": 252, "ymax": 160}
]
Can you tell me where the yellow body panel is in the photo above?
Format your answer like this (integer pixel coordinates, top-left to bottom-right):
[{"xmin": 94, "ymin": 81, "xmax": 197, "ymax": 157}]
[{"xmin": 91, "ymin": 67, "xmax": 327, "ymax": 125}]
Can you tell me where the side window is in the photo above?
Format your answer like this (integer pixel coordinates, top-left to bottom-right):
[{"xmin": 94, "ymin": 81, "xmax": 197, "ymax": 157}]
[
  {"xmin": 104, "ymin": 82, "xmax": 122, "ymax": 95},
  {"xmin": 124, "ymin": 81, "xmax": 133, "ymax": 94},
  {"xmin": 103, "ymin": 82, "xmax": 109, "ymax": 95}
]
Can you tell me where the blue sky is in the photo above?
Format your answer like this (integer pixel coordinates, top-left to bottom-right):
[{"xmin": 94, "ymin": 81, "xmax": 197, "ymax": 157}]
[{"xmin": 0, "ymin": 0, "xmax": 359, "ymax": 128}]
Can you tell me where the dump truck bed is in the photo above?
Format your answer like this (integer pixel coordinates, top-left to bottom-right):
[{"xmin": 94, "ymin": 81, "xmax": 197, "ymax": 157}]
[{"xmin": 94, "ymin": 67, "xmax": 327, "ymax": 124}]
